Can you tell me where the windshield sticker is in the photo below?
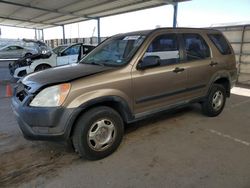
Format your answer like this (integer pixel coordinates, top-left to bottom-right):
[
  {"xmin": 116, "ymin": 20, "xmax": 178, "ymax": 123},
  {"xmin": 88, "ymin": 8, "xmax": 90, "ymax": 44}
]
[{"xmin": 123, "ymin": 36, "xmax": 141, "ymax": 40}]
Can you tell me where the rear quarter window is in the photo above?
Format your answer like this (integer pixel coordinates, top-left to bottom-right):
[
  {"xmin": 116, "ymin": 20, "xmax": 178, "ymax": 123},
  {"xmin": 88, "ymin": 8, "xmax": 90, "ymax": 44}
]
[{"xmin": 208, "ymin": 34, "xmax": 232, "ymax": 55}]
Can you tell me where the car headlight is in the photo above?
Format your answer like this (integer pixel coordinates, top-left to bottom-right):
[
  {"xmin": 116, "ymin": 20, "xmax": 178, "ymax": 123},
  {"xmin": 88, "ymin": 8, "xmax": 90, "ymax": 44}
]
[{"xmin": 30, "ymin": 83, "xmax": 71, "ymax": 107}]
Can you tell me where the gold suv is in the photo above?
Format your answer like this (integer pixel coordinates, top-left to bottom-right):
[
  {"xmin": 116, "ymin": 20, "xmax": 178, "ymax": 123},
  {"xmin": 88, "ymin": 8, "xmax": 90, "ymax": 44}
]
[{"xmin": 12, "ymin": 28, "xmax": 237, "ymax": 160}]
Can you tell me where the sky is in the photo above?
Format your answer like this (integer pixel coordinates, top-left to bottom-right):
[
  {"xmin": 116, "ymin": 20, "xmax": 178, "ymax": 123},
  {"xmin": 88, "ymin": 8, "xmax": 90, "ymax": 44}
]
[{"xmin": 0, "ymin": 0, "xmax": 250, "ymax": 40}]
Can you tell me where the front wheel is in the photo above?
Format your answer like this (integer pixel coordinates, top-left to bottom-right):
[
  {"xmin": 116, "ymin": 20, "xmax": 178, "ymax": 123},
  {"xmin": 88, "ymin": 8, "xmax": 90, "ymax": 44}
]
[
  {"xmin": 72, "ymin": 106, "xmax": 124, "ymax": 160},
  {"xmin": 201, "ymin": 84, "xmax": 226, "ymax": 117}
]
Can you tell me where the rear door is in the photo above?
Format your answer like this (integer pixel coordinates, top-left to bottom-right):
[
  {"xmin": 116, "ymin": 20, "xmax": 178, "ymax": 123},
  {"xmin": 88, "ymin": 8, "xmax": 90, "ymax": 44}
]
[
  {"xmin": 12, "ymin": 46, "xmax": 24, "ymax": 58},
  {"xmin": 132, "ymin": 32, "xmax": 189, "ymax": 115},
  {"xmin": 0, "ymin": 47, "xmax": 10, "ymax": 59},
  {"xmin": 181, "ymin": 33, "xmax": 212, "ymax": 99},
  {"xmin": 5, "ymin": 46, "xmax": 22, "ymax": 59},
  {"xmin": 207, "ymin": 33, "xmax": 236, "ymax": 72}
]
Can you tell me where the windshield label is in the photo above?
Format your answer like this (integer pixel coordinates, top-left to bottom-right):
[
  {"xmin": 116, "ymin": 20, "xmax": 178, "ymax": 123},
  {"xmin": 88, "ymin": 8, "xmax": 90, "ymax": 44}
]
[{"xmin": 123, "ymin": 36, "xmax": 141, "ymax": 40}]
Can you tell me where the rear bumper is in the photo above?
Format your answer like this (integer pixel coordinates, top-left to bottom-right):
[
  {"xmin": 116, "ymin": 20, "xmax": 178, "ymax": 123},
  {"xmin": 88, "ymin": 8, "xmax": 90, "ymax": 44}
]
[
  {"xmin": 230, "ymin": 68, "xmax": 237, "ymax": 88},
  {"xmin": 11, "ymin": 96, "xmax": 80, "ymax": 141}
]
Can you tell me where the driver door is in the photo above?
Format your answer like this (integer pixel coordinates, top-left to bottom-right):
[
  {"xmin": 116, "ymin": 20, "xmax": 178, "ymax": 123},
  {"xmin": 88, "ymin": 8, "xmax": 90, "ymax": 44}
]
[
  {"xmin": 132, "ymin": 33, "xmax": 189, "ymax": 115},
  {"xmin": 57, "ymin": 44, "xmax": 81, "ymax": 66}
]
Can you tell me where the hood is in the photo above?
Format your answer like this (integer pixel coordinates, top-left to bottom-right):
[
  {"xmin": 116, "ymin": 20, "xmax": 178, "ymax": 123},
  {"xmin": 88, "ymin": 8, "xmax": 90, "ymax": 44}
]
[{"xmin": 21, "ymin": 63, "xmax": 114, "ymax": 93}]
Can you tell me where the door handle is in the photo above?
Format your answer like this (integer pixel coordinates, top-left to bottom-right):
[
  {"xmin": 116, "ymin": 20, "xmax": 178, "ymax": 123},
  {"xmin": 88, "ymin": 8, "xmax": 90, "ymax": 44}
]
[
  {"xmin": 210, "ymin": 61, "xmax": 218, "ymax": 67},
  {"xmin": 173, "ymin": 67, "xmax": 185, "ymax": 73}
]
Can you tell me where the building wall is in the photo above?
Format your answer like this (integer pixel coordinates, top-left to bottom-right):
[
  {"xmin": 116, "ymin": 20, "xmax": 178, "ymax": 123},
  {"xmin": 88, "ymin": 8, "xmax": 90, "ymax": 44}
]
[{"xmin": 216, "ymin": 25, "xmax": 250, "ymax": 85}]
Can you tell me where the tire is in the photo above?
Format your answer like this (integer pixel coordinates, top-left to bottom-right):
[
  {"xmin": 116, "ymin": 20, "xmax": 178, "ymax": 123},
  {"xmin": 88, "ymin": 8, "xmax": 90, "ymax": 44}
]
[
  {"xmin": 24, "ymin": 53, "xmax": 32, "ymax": 57},
  {"xmin": 201, "ymin": 84, "xmax": 226, "ymax": 117},
  {"xmin": 72, "ymin": 106, "xmax": 124, "ymax": 160},
  {"xmin": 35, "ymin": 64, "xmax": 51, "ymax": 71}
]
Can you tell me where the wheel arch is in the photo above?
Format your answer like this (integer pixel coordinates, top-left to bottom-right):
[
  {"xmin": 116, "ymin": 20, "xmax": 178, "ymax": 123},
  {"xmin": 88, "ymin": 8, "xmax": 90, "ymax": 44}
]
[
  {"xmin": 24, "ymin": 52, "xmax": 32, "ymax": 57},
  {"xmin": 34, "ymin": 63, "xmax": 52, "ymax": 71},
  {"xmin": 213, "ymin": 77, "xmax": 230, "ymax": 97},
  {"xmin": 66, "ymin": 96, "xmax": 134, "ymax": 139},
  {"xmin": 208, "ymin": 72, "xmax": 231, "ymax": 98}
]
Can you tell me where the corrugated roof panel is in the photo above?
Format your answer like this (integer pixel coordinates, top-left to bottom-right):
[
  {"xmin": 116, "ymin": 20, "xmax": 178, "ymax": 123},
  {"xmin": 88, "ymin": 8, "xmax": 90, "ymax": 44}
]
[
  {"xmin": 31, "ymin": 12, "xmax": 61, "ymax": 22},
  {"xmin": 59, "ymin": 0, "xmax": 106, "ymax": 13},
  {"xmin": 0, "ymin": 2, "xmax": 20, "ymax": 17},
  {"xmin": 75, "ymin": 0, "xmax": 143, "ymax": 15},
  {"xmin": 30, "ymin": 0, "xmax": 80, "ymax": 10},
  {"xmin": 11, "ymin": 7, "xmax": 46, "ymax": 19},
  {"xmin": 89, "ymin": 1, "xmax": 165, "ymax": 18}
]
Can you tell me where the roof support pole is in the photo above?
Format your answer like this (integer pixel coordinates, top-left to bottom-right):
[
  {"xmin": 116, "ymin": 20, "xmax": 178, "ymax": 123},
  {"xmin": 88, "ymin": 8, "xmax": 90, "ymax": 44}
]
[
  {"xmin": 173, "ymin": 2, "xmax": 178, "ymax": 28},
  {"xmin": 41, "ymin": 29, "xmax": 44, "ymax": 42},
  {"xmin": 34, "ymin": 28, "xmax": 37, "ymax": 40},
  {"xmin": 97, "ymin": 17, "xmax": 101, "ymax": 44},
  {"xmin": 62, "ymin": 25, "xmax": 66, "ymax": 44}
]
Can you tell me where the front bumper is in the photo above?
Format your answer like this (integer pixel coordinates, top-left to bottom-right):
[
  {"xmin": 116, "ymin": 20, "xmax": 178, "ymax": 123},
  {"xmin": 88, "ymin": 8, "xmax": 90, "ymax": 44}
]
[
  {"xmin": 9, "ymin": 62, "xmax": 16, "ymax": 76},
  {"xmin": 11, "ymin": 95, "xmax": 79, "ymax": 141},
  {"xmin": 9, "ymin": 62, "xmax": 28, "ymax": 78}
]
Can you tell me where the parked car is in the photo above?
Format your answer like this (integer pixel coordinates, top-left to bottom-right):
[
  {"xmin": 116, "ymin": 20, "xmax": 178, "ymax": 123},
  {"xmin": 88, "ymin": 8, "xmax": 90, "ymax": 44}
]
[
  {"xmin": 22, "ymin": 39, "xmax": 50, "ymax": 55},
  {"xmin": 0, "ymin": 45, "xmax": 37, "ymax": 59},
  {"xmin": 12, "ymin": 28, "xmax": 237, "ymax": 160},
  {"xmin": 9, "ymin": 51, "xmax": 52, "ymax": 77},
  {"xmin": 9, "ymin": 43, "xmax": 95, "ymax": 78}
]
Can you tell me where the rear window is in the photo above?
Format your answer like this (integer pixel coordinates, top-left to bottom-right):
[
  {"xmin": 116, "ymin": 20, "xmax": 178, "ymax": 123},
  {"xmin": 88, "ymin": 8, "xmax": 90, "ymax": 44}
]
[{"xmin": 208, "ymin": 34, "xmax": 232, "ymax": 55}]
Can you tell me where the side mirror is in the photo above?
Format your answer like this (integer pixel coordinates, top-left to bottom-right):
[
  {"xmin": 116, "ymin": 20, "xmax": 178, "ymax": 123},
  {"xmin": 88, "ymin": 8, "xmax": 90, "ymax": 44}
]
[{"xmin": 137, "ymin": 55, "xmax": 160, "ymax": 70}]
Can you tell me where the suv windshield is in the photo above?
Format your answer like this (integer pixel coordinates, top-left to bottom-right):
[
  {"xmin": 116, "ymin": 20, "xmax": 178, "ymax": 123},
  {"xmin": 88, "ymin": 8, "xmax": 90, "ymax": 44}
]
[{"xmin": 81, "ymin": 35, "xmax": 146, "ymax": 66}]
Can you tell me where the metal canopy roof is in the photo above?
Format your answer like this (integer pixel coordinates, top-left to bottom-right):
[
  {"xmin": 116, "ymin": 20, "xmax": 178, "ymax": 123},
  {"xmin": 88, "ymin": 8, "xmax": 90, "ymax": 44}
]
[{"xmin": 0, "ymin": 0, "xmax": 189, "ymax": 30}]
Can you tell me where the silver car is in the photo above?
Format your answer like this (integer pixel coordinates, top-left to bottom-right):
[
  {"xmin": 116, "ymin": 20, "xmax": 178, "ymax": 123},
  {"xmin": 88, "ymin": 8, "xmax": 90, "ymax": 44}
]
[{"xmin": 0, "ymin": 45, "xmax": 37, "ymax": 59}]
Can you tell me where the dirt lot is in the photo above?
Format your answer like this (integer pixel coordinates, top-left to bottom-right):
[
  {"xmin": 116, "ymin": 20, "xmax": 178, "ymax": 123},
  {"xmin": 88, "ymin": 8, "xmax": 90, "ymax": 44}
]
[{"xmin": 0, "ymin": 61, "xmax": 250, "ymax": 188}]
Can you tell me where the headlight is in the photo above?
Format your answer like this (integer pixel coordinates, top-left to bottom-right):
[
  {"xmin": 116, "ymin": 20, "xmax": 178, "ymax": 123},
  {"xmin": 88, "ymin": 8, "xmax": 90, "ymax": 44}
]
[{"xmin": 30, "ymin": 83, "xmax": 71, "ymax": 107}]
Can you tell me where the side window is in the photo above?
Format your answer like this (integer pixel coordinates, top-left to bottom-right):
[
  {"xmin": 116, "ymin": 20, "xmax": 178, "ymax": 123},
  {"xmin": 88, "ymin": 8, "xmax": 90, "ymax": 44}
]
[
  {"xmin": 183, "ymin": 34, "xmax": 210, "ymax": 61},
  {"xmin": 62, "ymin": 45, "xmax": 81, "ymax": 56},
  {"xmin": 3, "ymin": 47, "xmax": 10, "ymax": 51},
  {"xmin": 208, "ymin": 34, "xmax": 231, "ymax": 55},
  {"xmin": 9, "ymin": 46, "xmax": 23, "ymax": 50},
  {"xmin": 9, "ymin": 46, "xmax": 16, "ymax": 50},
  {"xmin": 16, "ymin": 46, "xmax": 23, "ymax": 50},
  {"xmin": 144, "ymin": 34, "xmax": 180, "ymax": 65}
]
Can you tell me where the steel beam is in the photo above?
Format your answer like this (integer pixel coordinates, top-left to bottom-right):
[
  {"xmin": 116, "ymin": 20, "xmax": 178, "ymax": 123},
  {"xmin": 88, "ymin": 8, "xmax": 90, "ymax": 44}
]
[{"xmin": 0, "ymin": 16, "xmax": 58, "ymax": 27}]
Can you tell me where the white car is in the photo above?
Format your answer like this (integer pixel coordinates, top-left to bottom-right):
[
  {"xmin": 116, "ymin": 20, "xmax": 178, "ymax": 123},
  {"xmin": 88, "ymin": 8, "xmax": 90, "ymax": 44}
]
[{"xmin": 10, "ymin": 43, "xmax": 95, "ymax": 78}]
